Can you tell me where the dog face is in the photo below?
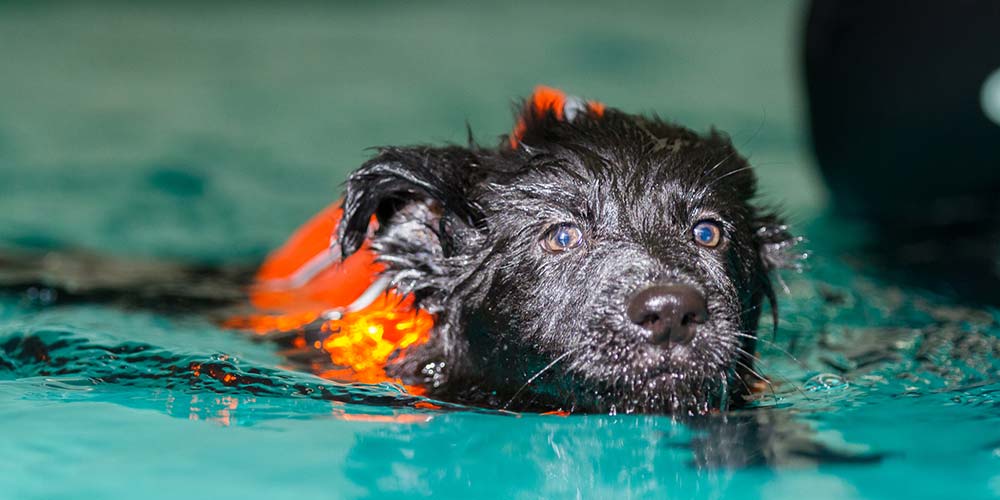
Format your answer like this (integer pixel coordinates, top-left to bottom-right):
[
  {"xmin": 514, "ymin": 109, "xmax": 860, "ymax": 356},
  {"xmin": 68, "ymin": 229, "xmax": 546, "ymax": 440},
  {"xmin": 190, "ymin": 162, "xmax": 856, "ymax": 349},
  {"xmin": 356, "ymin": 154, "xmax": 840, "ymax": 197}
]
[{"xmin": 337, "ymin": 90, "xmax": 797, "ymax": 415}]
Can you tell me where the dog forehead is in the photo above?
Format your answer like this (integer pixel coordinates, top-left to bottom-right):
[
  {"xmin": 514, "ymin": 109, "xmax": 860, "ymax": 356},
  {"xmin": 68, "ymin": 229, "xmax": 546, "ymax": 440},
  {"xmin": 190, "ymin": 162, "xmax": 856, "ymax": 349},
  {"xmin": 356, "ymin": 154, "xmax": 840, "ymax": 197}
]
[
  {"xmin": 491, "ymin": 146, "xmax": 747, "ymax": 218},
  {"xmin": 480, "ymin": 110, "xmax": 757, "ymax": 228},
  {"xmin": 519, "ymin": 117, "xmax": 747, "ymax": 182}
]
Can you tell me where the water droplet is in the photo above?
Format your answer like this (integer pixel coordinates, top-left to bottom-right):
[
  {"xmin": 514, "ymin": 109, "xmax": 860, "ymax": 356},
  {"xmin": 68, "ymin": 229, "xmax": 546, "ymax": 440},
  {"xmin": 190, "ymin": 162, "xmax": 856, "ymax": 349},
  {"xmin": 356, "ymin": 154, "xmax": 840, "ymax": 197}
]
[{"xmin": 804, "ymin": 373, "xmax": 849, "ymax": 391}]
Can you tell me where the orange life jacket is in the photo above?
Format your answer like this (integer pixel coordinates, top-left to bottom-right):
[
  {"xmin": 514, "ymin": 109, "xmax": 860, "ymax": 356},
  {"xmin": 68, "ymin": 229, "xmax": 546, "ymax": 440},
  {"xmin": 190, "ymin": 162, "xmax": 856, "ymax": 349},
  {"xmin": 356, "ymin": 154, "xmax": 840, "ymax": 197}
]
[{"xmin": 223, "ymin": 203, "xmax": 435, "ymax": 393}]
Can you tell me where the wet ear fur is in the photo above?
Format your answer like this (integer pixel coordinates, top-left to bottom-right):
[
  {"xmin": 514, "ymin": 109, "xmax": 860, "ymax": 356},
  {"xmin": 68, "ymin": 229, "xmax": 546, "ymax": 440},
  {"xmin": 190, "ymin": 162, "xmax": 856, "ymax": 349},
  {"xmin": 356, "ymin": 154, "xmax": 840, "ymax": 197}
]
[
  {"xmin": 754, "ymin": 213, "xmax": 804, "ymax": 273},
  {"xmin": 337, "ymin": 146, "xmax": 482, "ymax": 258},
  {"xmin": 752, "ymin": 212, "xmax": 805, "ymax": 333}
]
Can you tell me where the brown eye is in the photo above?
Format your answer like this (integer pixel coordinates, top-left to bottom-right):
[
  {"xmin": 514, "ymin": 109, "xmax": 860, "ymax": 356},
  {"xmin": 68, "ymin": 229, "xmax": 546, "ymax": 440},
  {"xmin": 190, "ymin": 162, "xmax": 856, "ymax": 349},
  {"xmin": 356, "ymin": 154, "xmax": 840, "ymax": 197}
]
[
  {"xmin": 692, "ymin": 220, "xmax": 722, "ymax": 248},
  {"xmin": 541, "ymin": 223, "xmax": 584, "ymax": 253}
]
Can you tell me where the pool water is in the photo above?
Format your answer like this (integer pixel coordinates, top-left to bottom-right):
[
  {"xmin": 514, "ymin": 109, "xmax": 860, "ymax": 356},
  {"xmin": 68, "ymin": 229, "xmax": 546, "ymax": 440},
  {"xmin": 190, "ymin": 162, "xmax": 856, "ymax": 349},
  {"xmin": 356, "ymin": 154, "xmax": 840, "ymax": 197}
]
[{"xmin": 1, "ymin": 2, "xmax": 999, "ymax": 499}]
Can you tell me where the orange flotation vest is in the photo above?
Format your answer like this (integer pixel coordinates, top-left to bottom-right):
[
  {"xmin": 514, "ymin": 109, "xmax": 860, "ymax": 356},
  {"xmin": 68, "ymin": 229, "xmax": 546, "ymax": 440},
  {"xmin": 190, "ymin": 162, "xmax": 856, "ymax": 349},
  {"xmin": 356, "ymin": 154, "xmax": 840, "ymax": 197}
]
[
  {"xmin": 225, "ymin": 86, "xmax": 603, "ymax": 395},
  {"xmin": 223, "ymin": 202, "xmax": 434, "ymax": 393}
]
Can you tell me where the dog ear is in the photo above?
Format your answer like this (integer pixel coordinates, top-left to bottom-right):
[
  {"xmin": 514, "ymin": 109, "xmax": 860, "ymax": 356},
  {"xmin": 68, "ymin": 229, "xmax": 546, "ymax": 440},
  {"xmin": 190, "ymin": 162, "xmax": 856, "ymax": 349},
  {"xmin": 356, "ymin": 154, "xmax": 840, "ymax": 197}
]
[
  {"xmin": 508, "ymin": 86, "xmax": 606, "ymax": 149},
  {"xmin": 754, "ymin": 213, "xmax": 804, "ymax": 273},
  {"xmin": 337, "ymin": 146, "xmax": 481, "ymax": 257},
  {"xmin": 752, "ymin": 212, "xmax": 804, "ymax": 333}
]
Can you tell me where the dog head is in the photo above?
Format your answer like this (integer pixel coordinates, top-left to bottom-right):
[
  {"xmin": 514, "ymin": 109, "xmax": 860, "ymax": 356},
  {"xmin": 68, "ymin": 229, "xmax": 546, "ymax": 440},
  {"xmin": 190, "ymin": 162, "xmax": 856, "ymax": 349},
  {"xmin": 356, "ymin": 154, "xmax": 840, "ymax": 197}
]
[{"xmin": 337, "ymin": 87, "xmax": 799, "ymax": 415}]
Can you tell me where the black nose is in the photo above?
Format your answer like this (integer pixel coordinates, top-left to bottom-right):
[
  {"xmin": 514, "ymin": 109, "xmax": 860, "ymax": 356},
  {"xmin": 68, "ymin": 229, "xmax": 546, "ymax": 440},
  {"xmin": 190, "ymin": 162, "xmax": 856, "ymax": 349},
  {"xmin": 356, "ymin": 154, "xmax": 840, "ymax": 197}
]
[{"xmin": 627, "ymin": 284, "xmax": 708, "ymax": 346}]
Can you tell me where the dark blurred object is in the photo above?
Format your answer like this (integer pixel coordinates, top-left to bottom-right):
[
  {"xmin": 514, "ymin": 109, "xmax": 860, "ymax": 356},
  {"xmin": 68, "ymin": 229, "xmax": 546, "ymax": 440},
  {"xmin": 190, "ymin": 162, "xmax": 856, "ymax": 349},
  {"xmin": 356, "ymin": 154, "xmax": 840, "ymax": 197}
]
[
  {"xmin": 804, "ymin": 0, "xmax": 1000, "ymax": 302},
  {"xmin": 0, "ymin": 248, "xmax": 253, "ymax": 313}
]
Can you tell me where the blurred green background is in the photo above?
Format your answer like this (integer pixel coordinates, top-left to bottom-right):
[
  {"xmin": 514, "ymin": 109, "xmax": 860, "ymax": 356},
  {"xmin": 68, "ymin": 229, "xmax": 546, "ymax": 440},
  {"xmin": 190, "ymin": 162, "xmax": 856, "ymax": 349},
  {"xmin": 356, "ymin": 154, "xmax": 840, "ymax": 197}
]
[{"xmin": 0, "ymin": 0, "xmax": 822, "ymax": 262}]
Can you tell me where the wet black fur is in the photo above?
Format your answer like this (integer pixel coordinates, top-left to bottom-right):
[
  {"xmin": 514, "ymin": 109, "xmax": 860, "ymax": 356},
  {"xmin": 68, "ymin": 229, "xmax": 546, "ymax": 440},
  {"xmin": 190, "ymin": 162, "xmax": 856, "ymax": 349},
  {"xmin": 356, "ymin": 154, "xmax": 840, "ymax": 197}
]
[{"xmin": 338, "ymin": 99, "xmax": 799, "ymax": 415}]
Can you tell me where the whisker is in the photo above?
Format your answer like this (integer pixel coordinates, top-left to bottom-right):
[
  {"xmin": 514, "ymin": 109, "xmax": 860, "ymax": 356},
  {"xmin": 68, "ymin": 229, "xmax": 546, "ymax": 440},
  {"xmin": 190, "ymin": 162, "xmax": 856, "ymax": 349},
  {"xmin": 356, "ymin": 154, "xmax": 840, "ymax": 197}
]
[
  {"xmin": 735, "ymin": 346, "xmax": 812, "ymax": 401},
  {"xmin": 731, "ymin": 354, "xmax": 769, "ymax": 385},
  {"xmin": 732, "ymin": 358, "xmax": 778, "ymax": 402},
  {"xmin": 729, "ymin": 369, "xmax": 756, "ymax": 404},
  {"xmin": 701, "ymin": 151, "xmax": 736, "ymax": 181},
  {"xmin": 738, "ymin": 302, "xmax": 764, "ymax": 317},
  {"xmin": 502, "ymin": 347, "xmax": 580, "ymax": 411},
  {"xmin": 736, "ymin": 111, "xmax": 766, "ymax": 152},
  {"xmin": 732, "ymin": 331, "xmax": 810, "ymax": 371},
  {"xmin": 705, "ymin": 165, "xmax": 754, "ymax": 190}
]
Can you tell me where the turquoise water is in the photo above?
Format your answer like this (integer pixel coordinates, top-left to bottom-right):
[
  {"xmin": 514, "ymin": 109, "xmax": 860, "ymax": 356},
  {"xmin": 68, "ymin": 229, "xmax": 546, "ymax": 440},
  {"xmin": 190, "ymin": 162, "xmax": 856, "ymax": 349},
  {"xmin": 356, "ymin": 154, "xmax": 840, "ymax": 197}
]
[{"xmin": 1, "ymin": 2, "xmax": 999, "ymax": 499}]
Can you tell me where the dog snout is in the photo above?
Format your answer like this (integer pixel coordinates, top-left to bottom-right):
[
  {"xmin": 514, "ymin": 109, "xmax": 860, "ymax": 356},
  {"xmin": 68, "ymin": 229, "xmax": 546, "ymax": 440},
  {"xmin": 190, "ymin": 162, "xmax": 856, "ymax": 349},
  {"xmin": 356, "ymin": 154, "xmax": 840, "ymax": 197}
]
[{"xmin": 626, "ymin": 284, "xmax": 708, "ymax": 346}]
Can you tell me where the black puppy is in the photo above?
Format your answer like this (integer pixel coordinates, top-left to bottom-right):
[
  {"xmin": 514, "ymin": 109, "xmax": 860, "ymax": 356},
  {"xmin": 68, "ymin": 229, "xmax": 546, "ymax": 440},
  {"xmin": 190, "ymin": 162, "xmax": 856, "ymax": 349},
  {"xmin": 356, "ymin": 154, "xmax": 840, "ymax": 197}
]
[
  {"xmin": 0, "ymin": 88, "xmax": 799, "ymax": 416},
  {"xmin": 336, "ymin": 88, "xmax": 799, "ymax": 415}
]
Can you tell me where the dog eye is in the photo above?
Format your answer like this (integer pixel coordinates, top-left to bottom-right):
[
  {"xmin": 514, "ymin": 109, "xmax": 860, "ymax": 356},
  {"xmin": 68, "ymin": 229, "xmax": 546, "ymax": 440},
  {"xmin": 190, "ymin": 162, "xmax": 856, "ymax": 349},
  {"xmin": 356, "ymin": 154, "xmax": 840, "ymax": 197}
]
[
  {"xmin": 541, "ymin": 223, "xmax": 584, "ymax": 253},
  {"xmin": 692, "ymin": 220, "xmax": 723, "ymax": 248}
]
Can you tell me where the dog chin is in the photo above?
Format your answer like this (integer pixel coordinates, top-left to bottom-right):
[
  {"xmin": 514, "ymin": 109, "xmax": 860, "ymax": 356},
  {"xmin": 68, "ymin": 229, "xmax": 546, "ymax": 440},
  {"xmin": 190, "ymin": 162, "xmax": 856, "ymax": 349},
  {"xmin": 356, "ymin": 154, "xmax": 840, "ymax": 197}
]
[
  {"xmin": 563, "ymin": 358, "xmax": 730, "ymax": 415},
  {"xmin": 568, "ymin": 383, "xmax": 721, "ymax": 416}
]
